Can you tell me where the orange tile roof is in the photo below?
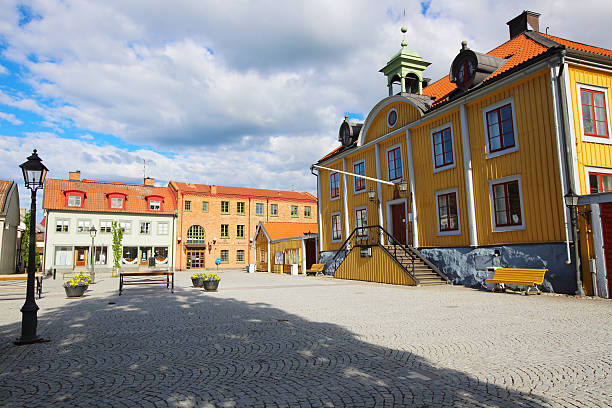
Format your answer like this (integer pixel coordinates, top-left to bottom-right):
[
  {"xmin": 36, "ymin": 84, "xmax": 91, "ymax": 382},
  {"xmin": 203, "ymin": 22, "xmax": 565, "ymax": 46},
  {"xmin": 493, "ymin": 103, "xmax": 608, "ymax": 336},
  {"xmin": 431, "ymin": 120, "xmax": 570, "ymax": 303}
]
[
  {"xmin": 0, "ymin": 180, "xmax": 13, "ymax": 212},
  {"xmin": 171, "ymin": 181, "xmax": 317, "ymax": 202},
  {"xmin": 261, "ymin": 222, "xmax": 318, "ymax": 241},
  {"xmin": 541, "ymin": 33, "xmax": 612, "ymax": 57},
  {"xmin": 43, "ymin": 178, "xmax": 176, "ymax": 214}
]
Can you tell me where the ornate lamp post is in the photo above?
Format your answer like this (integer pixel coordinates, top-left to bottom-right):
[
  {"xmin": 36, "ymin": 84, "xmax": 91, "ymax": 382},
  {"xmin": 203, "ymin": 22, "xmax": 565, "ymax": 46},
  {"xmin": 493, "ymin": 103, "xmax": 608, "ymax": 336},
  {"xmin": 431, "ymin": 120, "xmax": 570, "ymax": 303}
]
[
  {"xmin": 564, "ymin": 190, "xmax": 585, "ymax": 296},
  {"xmin": 15, "ymin": 149, "xmax": 48, "ymax": 345},
  {"xmin": 89, "ymin": 226, "xmax": 97, "ymax": 283}
]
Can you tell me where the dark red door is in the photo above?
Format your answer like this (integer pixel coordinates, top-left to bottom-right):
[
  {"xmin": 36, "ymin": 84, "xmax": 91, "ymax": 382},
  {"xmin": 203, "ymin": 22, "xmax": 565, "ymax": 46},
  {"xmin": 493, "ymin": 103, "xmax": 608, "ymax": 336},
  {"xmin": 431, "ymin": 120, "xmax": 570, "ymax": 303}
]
[
  {"xmin": 305, "ymin": 239, "xmax": 317, "ymax": 269},
  {"xmin": 601, "ymin": 203, "xmax": 612, "ymax": 295},
  {"xmin": 391, "ymin": 203, "xmax": 406, "ymax": 245}
]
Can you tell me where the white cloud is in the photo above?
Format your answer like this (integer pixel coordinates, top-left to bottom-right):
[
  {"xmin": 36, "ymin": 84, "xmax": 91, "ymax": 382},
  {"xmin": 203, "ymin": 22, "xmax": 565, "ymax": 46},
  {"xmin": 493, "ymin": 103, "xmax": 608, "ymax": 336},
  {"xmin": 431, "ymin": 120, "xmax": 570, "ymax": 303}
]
[
  {"xmin": 0, "ymin": 111, "xmax": 22, "ymax": 125},
  {"xmin": 0, "ymin": 64, "xmax": 7, "ymax": 74}
]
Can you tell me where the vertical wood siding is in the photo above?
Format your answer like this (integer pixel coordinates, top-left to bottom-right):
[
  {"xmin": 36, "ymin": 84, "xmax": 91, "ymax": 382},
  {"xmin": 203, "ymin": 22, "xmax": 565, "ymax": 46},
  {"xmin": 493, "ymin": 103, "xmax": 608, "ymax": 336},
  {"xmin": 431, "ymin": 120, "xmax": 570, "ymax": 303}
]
[
  {"xmin": 466, "ymin": 69, "xmax": 565, "ymax": 245},
  {"xmin": 377, "ymin": 134, "xmax": 411, "ymax": 224},
  {"xmin": 335, "ymin": 246, "xmax": 416, "ymax": 285},
  {"xmin": 567, "ymin": 66, "xmax": 612, "ymax": 193},
  {"xmin": 270, "ymin": 240, "xmax": 303, "ymax": 273},
  {"xmin": 363, "ymin": 101, "xmax": 422, "ymax": 145},
  {"xmin": 345, "ymin": 149, "xmax": 378, "ymax": 234},
  {"xmin": 255, "ymin": 231, "xmax": 268, "ymax": 271},
  {"xmin": 319, "ymin": 161, "xmax": 344, "ymax": 250}
]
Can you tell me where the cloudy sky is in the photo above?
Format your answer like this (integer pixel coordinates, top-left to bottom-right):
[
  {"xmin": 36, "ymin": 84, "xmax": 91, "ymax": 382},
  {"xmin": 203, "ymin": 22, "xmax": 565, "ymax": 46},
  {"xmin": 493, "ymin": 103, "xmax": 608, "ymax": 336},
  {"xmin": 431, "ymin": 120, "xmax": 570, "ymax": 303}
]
[{"xmin": 1, "ymin": 0, "xmax": 611, "ymax": 211}]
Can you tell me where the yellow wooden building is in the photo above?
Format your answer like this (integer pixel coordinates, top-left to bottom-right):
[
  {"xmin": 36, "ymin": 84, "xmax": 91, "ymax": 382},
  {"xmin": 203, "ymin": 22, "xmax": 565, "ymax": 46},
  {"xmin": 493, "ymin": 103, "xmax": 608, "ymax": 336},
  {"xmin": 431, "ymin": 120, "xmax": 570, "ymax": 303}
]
[
  {"xmin": 253, "ymin": 222, "xmax": 318, "ymax": 274},
  {"xmin": 312, "ymin": 11, "xmax": 612, "ymax": 296}
]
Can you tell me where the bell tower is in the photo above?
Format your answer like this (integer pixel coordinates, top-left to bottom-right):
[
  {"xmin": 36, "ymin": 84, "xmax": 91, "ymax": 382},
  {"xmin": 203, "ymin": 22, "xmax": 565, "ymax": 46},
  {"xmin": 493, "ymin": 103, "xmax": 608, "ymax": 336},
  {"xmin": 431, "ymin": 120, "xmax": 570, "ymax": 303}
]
[{"xmin": 379, "ymin": 26, "xmax": 431, "ymax": 96}]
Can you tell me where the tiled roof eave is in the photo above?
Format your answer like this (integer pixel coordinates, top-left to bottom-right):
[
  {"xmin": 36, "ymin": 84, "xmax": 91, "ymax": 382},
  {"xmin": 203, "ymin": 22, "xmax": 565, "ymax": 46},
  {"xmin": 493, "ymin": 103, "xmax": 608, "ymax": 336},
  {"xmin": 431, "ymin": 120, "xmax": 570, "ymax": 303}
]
[
  {"xmin": 180, "ymin": 190, "xmax": 317, "ymax": 202},
  {"xmin": 44, "ymin": 208, "xmax": 175, "ymax": 216}
]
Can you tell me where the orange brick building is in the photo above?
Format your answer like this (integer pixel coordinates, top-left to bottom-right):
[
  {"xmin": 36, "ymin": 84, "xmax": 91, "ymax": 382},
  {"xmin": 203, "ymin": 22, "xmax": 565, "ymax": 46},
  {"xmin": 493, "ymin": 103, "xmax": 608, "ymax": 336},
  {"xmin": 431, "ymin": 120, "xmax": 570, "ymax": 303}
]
[{"xmin": 169, "ymin": 182, "xmax": 317, "ymax": 270}]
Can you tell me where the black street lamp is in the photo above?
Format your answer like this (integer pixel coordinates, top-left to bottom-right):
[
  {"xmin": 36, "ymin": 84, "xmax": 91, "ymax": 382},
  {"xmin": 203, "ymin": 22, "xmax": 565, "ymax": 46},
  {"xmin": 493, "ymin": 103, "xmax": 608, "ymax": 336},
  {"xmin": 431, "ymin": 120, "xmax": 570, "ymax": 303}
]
[
  {"xmin": 15, "ymin": 149, "xmax": 48, "ymax": 345},
  {"xmin": 89, "ymin": 226, "xmax": 97, "ymax": 283},
  {"xmin": 564, "ymin": 190, "xmax": 585, "ymax": 296}
]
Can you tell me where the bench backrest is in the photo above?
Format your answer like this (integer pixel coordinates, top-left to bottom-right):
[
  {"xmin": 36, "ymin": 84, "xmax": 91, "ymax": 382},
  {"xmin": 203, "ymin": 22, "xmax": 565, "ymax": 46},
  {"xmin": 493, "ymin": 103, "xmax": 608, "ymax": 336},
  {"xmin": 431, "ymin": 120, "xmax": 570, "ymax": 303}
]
[
  {"xmin": 493, "ymin": 268, "xmax": 547, "ymax": 284},
  {"xmin": 310, "ymin": 263, "xmax": 325, "ymax": 271}
]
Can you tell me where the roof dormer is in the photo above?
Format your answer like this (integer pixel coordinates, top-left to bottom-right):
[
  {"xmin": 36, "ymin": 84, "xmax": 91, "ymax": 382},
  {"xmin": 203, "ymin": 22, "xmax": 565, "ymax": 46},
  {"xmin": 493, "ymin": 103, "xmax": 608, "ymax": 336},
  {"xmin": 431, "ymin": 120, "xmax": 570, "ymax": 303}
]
[
  {"xmin": 107, "ymin": 192, "xmax": 127, "ymax": 210},
  {"xmin": 449, "ymin": 41, "xmax": 507, "ymax": 92},
  {"xmin": 63, "ymin": 190, "xmax": 86, "ymax": 208},
  {"xmin": 146, "ymin": 195, "xmax": 164, "ymax": 211},
  {"xmin": 338, "ymin": 115, "xmax": 363, "ymax": 147}
]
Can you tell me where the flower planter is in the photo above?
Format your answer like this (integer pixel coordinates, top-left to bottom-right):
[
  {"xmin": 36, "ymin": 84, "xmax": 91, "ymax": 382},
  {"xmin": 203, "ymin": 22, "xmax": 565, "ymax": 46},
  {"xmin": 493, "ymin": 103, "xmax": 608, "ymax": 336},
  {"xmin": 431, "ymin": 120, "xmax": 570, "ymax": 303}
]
[
  {"xmin": 191, "ymin": 277, "xmax": 203, "ymax": 287},
  {"xmin": 203, "ymin": 280, "xmax": 219, "ymax": 291},
  {"xmin": 65, "ymin": 285, "xmax": 88, "ymax": 298}
]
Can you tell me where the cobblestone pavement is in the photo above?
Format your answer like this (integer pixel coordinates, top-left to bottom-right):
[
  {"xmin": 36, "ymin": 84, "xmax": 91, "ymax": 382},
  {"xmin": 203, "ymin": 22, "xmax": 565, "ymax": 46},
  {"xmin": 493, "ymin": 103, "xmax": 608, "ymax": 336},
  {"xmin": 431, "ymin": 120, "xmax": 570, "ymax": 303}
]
[{"xmin": 0, "ymin": 270, "xmax": 610, "ymax": 407}]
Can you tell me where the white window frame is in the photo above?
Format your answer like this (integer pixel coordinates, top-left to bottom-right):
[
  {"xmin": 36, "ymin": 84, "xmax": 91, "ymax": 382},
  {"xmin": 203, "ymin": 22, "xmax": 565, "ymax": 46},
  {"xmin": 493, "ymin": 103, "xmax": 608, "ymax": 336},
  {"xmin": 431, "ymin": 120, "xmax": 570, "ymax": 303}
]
[
  {"xmin": 576, "ymin": 83, "xmax": 612, "ymax": 145},
  {"xmin": 256, "ymin": 203, "xmax": 264, "ymax": 216},
  {"xmin": 488, "ymin": 174, "xmax": 526, "ymax": 232},
  {"xmin": 110, "ymin": 197, "xmax": 124, "ymax": 209},
  {"xmin": 202, "ymin": 201, "xmax": 209, "ymax": 212},
  {"xmin": 270, "ymin": 203, "xmax": 278, "ymax": 217},
  {"xmin": 482, "ymin": 97, "xmax": 519, "ymax": 159},
  {"xmin": 584, "ymin": 165, "xmax": 612, "ymax": 194},
  {"xmin": 430, "ymin": 122, "xmax": 456, "ymax": 173},
  {"xmin": 157, "ymin": 222, "xmax": 169, "ymax": 235},
  {"xmin": 100, "ymin": 220, "xmax": 112, "ymax": 234},
  {"xmin": 385, "ymin": 143, "xmax": 404, "ymax": 182},
  {"xmin": 331, "ymin": 212, "xmax": 342, "ymax": 243},
  {"xmin": 140, "ymin": 221, "xmax": 151, "ymax": 235},
  {"xmin": 77, "ymin": 219, "xmax": 91, "ymax": 233},
  {"xmin": 275, "ymin": 251, "xmax": 283, "ymax": 264},
  {"xmin": 330, "ymin": 172, "xmax": 340, "ymax": 201},
  {"xmin": 304, "ymin": 206, "xmax": 311, "ymax": 218},
  {"xmin": 434, "ymin": 188, "xmax": 461, "ymax": 236},
  {"xmin": 353, "ymin": 159, "xmax": 366, "ymax": 194},
  {"xmin": 55, "ymin": 219, "xmax": 69, "ymax": 233},
  {"xmin": 119, "ymin": 221, "xmax": 132, "ymax": 235},
  {"xmin": 54, "ymin": 246, "xmax": 72, "ymax": 266},
  {"xmin": 387, "ymin": 108, "xmax": 398, "ymax": 128},
  {"xmin": 355, "ymin": 206, "xmax": 368, "ymax": 238},
  {"xmin": 67, "ymin": 195, "xmax": 81, "ymax": 207},
  {"xmin": 291, "ymin": 205, "xmax": 298, "ymax": 217},
  {"xmin": 149, "ymin": 200, "xmax": 161, "ymax": 211}
]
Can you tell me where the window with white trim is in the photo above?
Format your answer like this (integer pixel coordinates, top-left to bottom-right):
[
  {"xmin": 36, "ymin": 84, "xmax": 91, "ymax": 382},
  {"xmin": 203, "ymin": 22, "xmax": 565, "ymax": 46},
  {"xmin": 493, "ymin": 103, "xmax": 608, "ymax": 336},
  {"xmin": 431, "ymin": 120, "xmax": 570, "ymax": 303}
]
[
  {"xmin": 304, "ymin": 206, "xmax": 311, "ymax": 218},
  {"xmin": 387, "ymin": 145, "xmax": 403, "ymax": 181},
  {"xmin": 77, "ymin": 219, "xmax": 90, "ymax": 233},
  {"xmin": 275, "ymin": 251, "xmax": 283, "ymax": 264},
  {"xmin": 431, "ymin": 125, "xmax": 454, "ymax": 171},
  {"xmin": 119, "ymin": 221, "xmax": 131, "ymax": 235},
  {"xmin": 435, "ymin": 189, "xmax": 460, "ymax": 235},
  {"xmin": 100, "ymin": 220, "xmax": 112, "ymax": 234},
  {"xmin": 482, "ymin": 99, "xmax": 518, "ymax": 158},
  {"xmin": 67, "ymin": 195, "xmax": 81, "ymax": 207},
  {"xmin": 140, "ymin": 221, "xmax": 151, "ymax": 235},
  {"xmin": 578, "ymin": 83, "xmax": 611, "ymax": 144},
  {"xmin": 111, "ymin": 197, "xmax": 124, "ymax": 209},
  {"xmin": 355, "ymin": 207, "xmax": 368, "ymax": 238},
  {"xmin": 589, "ymin": 170, "xmax": 612, "ymax": 193},
  {"xmin": 55, "ymin": 219, "xmax": 69, "ymax": 233},
  {"xmin": 489, "ymin": 176, "xmax": 524, "ymax": 231},
  {"xmin": 353, "ymin": 160, "xmax": 366, "ymax": 192},
  {"xmin": 330, "ymin": 172, "xmax": 340, "ymax": 199},
  {"xmin": 149, "ymin": 200, "xmax": 161, "ymax": 211},
  {"xmin": 331, "ymin": 213, "xmax": 342, "ymax": 242},
  {"xmin": 54, "ymin": 246, "xmax": 72, "ymax": 266},
  {"xmin": 157, "ymin": 222, "xmax": 169, "ymax": 235}
]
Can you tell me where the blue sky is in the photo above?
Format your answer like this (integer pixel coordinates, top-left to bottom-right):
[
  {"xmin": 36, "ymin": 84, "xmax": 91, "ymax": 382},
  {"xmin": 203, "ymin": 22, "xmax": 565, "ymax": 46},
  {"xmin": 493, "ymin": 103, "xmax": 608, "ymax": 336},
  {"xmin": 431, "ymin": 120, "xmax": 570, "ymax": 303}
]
[{"xmin": 1, "ymin": 0, "xmax": 611, "ymax": 214}]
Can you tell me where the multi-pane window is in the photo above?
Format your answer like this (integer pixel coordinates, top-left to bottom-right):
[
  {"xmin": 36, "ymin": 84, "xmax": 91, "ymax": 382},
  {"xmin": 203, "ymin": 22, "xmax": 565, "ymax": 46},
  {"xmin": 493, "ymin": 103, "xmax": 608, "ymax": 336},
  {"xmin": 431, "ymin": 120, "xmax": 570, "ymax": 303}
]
[
  {"xmin": 202, "ymin": 201, "xmax": 209, "ymax": 212},
  {"xmin": 275, "ymin": 251, "xmax": 283, "ymax": 264},
  {"xmin": 330, "ymin": 172, "xmax": 340, "ymax": 199},
  {"xmin": 54, "ymin": 246, "xmax": 72, "ymax": 266},
  {"xmin": 221, "ymin": 201, "xmax": 229, "ymax": 214},
  {"xmin": 77, "ymin": 220, "xmax": 90, "ymax": 233},
  {"xmin": 486, "ymin": 104, "xmax": 515, "ymax": 153},
  {"xmin": 354, "ymin": 161, "xmax": 366, "ymax": 192},
  {"xmin": 581, "ymin": 88, "xmax": 609, "ymax": 138},
  {"xmin": 304, "ymin": 206, "xmax": 311, "ymax": 218},
  {"xmin": 589, "ymin": 172, "xmax": 612, "ymax": 193},
  {"xmin": 184, "ymin": 200, "xmax": 191, "ymax": 211},
  {"xmin": 237, "ymin": 202, "xmax": 245, "ymax": 215},
  {"xmin": 237, "ymin": 250, "xmax": 245, "ymax": 263},
  {"xmin": 119, "ymin": 221, "xmax": 131, "ymax": 234},
  {"xmin": 291, "ymin": 205, "xmax": 298, "ymax": 217},
  {"xmin": 237, "ymin": 225, "xmax": 245, "ymax": 239},
  {"xmin": 256, "ymin": 203, "xmax": 264, "ymax": 216},
  {"xmin": 220, "ymin": 250, "xmax": 229, "ymax": 263},
  {"xmin": 67, "ymin": 195, "xmax": 81, "ymax": 207},
  {"xmin": 432, "ymin": 127, "xmax": 454, "ymax": 168},
  {"xmin": 100, "ymin": 220, "xmax": 112, "ymax": 233},
  {"xmin": 221, "ymin": 224, "xmax": 229, "ymax": 238},
  {"xmin": 140, "ymin": 222, "xmax": 151, "ymax": 234},
  {"xmin": 157, "ymin": 222, "xmax": 169, "ymax": 235},
  {"xmin": 437, "ymin": 192, "xmax": 459, "ymax": 232},
  {"xmin": 55, "ymin": 219, "xmax": 69, "ymax": 233},
  {"xmin": 149, "ymin": 200, "xmax": 161, "ymax": 211},
  {"xmin": 186, "ymin": 225, "xmax": 205, "ymax": 244},
  {"xmin": 270, "ymin": 204, "xmax": 278, "ymax": 216},
  {"xmin": 355, "ymin": 208, "xmax": 368, "ymax": 238},
  {"xmin": 331, "ymin": 213, "xmax": 342, "ymax": 241},
  {"xmin": 492, "ymin": 180, "xmax": 522, "ymax": 227},
  {"xmin": 387, "ymin": 147, "xmax": 403, "ymax": 181},
  {"xmin": 111, "ymin": 197, "xmax": 124, "ymax": 209}
]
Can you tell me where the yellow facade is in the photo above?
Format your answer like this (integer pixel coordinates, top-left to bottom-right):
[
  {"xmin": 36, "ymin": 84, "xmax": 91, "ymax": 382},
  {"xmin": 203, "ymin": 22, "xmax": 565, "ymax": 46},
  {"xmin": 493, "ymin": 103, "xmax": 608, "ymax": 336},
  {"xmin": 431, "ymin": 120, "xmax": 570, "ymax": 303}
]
[{"xmin": 335, "ymin": 246, "xmax": 416, "ymax": 285}]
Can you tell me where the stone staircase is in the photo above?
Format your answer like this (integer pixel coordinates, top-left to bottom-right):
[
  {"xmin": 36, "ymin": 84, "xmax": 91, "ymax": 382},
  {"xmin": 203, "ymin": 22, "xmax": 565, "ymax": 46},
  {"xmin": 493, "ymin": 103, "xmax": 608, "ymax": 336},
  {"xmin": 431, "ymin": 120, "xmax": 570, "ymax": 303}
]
[{"xmin": 383, "ymin": 245, "xmax": 448, "ymax": 286}]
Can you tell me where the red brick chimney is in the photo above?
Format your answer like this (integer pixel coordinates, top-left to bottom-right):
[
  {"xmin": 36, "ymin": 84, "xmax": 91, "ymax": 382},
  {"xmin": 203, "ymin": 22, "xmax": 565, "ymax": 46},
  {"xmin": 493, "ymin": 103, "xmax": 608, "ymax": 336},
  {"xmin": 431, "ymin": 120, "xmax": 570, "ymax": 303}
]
[
  {"xmin": 69, "ymin": 170, "xmax": 81, "ymax": 181},
  {"xmin": 210, "ymin": 185, "xmax": 217, "ymax": 195},
  {"xmin": 507, "ymin": 10, "xmax": 540, "ymax": 39},
  {"xmin": 144, "ymin": 177, "xmax": 154, "ymax": 186}
]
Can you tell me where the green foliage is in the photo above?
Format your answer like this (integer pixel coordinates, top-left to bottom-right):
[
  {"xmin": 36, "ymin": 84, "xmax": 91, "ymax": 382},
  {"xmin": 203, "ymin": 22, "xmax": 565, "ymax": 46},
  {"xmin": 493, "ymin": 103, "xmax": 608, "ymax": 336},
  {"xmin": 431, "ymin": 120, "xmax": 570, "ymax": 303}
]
[
  {"xmin": 63, "ymin": 273, "xmax": 91, "ymax": 288},
  {"xmin": 111, "ymin": 221, "xmax": 124, "ymax": 270},
  {"xmin": 21, "ymin": 210, "xmax": 41, "ymax": 269}
]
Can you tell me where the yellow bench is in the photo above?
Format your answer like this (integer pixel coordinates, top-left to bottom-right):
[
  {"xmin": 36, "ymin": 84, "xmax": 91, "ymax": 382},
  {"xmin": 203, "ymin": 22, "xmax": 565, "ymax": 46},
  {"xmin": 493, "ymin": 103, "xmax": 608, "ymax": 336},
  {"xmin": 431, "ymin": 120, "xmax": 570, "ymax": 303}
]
[
  {"xmin": 306, "ymin": 263, "xmax": 325, "ymax": 276},
  {"xmin": 485, "ymin": 268, "xmax": 547, "ymax": 295}
]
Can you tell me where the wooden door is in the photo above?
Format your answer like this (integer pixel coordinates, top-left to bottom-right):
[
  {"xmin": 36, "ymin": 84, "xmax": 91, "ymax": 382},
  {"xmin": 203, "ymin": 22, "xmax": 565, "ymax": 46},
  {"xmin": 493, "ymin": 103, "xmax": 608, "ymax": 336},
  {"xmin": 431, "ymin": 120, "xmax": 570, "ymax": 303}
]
[
  {"xmin": 391, "ymin": 203, "xmax": 407, "ymax": 245},
  {"xmin": 305, "ymin": 239, "xmax": 317, "ymax": 269},
  {"xmin": 75, "ymin": 247, "xmax": 86, "ymax": 266},
  {"xmin": 140, "ymin": 247, "xmax": 151, "ymax": 265},
  {"xmin": 187, "ymin": 249, "xmax": 205, "ymax": 269},
  {"xmin": 601, "ymin": 203, "xmax": 612, "ymax": 295}
]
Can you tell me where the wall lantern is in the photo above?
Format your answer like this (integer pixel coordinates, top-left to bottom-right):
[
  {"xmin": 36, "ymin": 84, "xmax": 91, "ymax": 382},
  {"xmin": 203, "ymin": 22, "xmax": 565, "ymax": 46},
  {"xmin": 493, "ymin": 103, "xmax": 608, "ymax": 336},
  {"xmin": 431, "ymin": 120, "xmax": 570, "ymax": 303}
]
[
  {"xmin": 367, "ymin": 187, "xmax": 378, "ymax": 203},
  {"xmin": 563, "ymin": 190, "xmax": 579, "ymax": 208}
]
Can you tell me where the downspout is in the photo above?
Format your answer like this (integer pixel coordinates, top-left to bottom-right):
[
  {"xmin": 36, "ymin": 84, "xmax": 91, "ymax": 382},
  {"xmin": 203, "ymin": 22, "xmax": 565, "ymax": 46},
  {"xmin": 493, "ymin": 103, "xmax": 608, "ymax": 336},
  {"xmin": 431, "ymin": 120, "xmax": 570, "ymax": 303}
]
[
  {"xmin": 549, "ymin": 50, "xmax": 572, "ymax": 263},
  {"xmin": 342, "ymin": 159, "xmax": 350, "ymax": 242},
  {"xmin": 374, "ymin": 144, "xmax": 384, "ymax": 244},
  {"xmin": 311, "ymin": 166, "xmax": 324, "ymax": 253},
  {"xmin": 171, "ymin": 209, "xmax": 176, "ymax": 272},
  {"xmin": 460, "ymin": 104, "xmax": 478, "ymax": 247}
]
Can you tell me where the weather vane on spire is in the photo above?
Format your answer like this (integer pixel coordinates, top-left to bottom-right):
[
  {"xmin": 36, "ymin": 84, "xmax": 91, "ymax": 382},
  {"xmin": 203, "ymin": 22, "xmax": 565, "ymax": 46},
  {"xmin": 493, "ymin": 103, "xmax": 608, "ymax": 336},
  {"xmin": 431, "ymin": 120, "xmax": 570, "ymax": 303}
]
[{"xmin": 401, "ymin": 9, "xmax": 407, "ymax": 48}]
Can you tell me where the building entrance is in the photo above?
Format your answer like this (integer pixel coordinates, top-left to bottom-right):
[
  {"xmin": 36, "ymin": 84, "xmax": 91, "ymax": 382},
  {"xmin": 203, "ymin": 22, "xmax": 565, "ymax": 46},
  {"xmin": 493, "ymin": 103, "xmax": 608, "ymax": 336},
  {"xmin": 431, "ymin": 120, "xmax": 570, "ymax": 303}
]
[
  {"xmin": 391, "ymin": 203, "xmax": 407, "ymax": 245},
  {"xmin": 186, "ymin": 249, "xmax": 206, "ymax": 269}
]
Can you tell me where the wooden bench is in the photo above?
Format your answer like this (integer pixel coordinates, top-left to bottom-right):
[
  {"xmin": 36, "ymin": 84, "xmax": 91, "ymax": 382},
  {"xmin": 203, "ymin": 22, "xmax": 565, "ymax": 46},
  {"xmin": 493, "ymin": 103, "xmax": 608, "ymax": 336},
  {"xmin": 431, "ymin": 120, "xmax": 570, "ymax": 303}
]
[
  {"xmin": 0, "ymin": 273, "xmax": 44, "ymax": 299},
  {"xmin": 485, "ymin": 268, "xmax": 547, "ymax": 295},
  {"xmin": 305, "ymin": 263, "xmax": 325, "ymax": 276},
  {"xmin": 119, "ymin": 271, "xmax": 174, "ymax": 295}
]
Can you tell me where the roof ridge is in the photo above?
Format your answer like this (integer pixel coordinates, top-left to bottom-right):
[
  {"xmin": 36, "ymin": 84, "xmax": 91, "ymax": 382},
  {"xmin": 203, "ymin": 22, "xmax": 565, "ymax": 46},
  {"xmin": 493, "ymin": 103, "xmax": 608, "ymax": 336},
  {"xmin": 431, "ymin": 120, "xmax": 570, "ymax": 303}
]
[{"xmin": 541, "ymin": 32, "xmax": 612, "ymax": 53}]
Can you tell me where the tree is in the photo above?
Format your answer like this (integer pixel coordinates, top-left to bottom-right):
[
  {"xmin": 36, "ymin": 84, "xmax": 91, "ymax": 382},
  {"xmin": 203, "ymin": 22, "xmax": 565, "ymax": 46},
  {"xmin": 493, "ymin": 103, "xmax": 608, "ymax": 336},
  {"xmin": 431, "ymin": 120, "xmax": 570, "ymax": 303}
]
[
  {"xmin": 111, "ymin": 221, "xmax": 124, "ymax": 276},
  {"xmin": 21, "ymin": 210, "xmax": 41, "ymax": 270}
]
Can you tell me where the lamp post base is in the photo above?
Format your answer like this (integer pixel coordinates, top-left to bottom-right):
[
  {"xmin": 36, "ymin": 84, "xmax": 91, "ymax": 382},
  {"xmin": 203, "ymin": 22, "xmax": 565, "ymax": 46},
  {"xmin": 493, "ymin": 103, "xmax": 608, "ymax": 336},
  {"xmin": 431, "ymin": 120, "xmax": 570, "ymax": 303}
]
[{"xmin": 14, "ymin": 335, "xmax": 49, "ymax": 346}]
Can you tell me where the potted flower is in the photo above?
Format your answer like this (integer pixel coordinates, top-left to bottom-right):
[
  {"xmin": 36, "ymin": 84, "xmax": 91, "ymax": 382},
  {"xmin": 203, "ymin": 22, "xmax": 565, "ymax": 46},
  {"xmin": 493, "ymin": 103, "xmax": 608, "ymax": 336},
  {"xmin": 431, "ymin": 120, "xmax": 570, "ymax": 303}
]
[
  {"xmin": 191, "ymin": 273, "xmax": 205, "ymax": 288},
  {"xmin": 63, "ymin": 273, "xmax": 91, "ymax": 297},
  {"xmin": 203, "ymin": 273, "xmax": 220, "ymax": 291}
]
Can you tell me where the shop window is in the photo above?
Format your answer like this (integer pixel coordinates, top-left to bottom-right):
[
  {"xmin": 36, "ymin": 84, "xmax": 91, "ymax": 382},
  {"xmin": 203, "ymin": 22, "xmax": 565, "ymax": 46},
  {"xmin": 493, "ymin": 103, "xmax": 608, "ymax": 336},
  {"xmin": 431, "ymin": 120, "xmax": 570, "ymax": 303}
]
[
  {"xmin": 54, "ymin": 246, "xmax": 72, "ymax": 266},
  {"xmin": 154, "ymin": 247, "xmax": 168, "ymax": 263},
  {"xmin": 122, "ymin": 247, "xmax": 138, "ymax": 264}
]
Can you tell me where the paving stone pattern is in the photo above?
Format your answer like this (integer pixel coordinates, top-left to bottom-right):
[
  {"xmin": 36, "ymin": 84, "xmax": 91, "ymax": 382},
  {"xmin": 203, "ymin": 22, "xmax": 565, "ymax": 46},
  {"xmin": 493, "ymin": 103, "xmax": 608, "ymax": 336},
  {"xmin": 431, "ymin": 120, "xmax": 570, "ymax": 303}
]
[{"xmin": 0, "ymin": 271, "xmax": 610, "ymax": 407}]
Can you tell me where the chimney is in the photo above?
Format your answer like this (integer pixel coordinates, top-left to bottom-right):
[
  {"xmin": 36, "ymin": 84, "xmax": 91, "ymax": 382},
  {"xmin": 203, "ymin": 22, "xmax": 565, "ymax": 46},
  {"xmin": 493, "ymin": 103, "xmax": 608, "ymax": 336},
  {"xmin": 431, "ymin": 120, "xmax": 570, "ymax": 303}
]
[
  {"xmin": 507, "ymin": 10, "xmax": 540, "ymax": 39},
  {"xmin": 144, "ymin": 177, "xmax": 154, "ymax": 186},
  {"xmin": 69, "ymin": 170, "xmax": 81, "ymax": 181},
  {"xmin": 210, "ymin": 185, "xmax": 217, "ymax": 195}
]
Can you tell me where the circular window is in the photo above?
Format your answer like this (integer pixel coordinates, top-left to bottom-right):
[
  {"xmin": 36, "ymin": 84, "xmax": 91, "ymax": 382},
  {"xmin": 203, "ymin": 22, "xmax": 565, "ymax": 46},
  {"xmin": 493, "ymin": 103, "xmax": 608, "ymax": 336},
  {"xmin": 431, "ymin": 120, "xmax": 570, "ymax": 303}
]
[{"xmin": 387, "ymin": 108, "xmax": 398, "ymax": 128}]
